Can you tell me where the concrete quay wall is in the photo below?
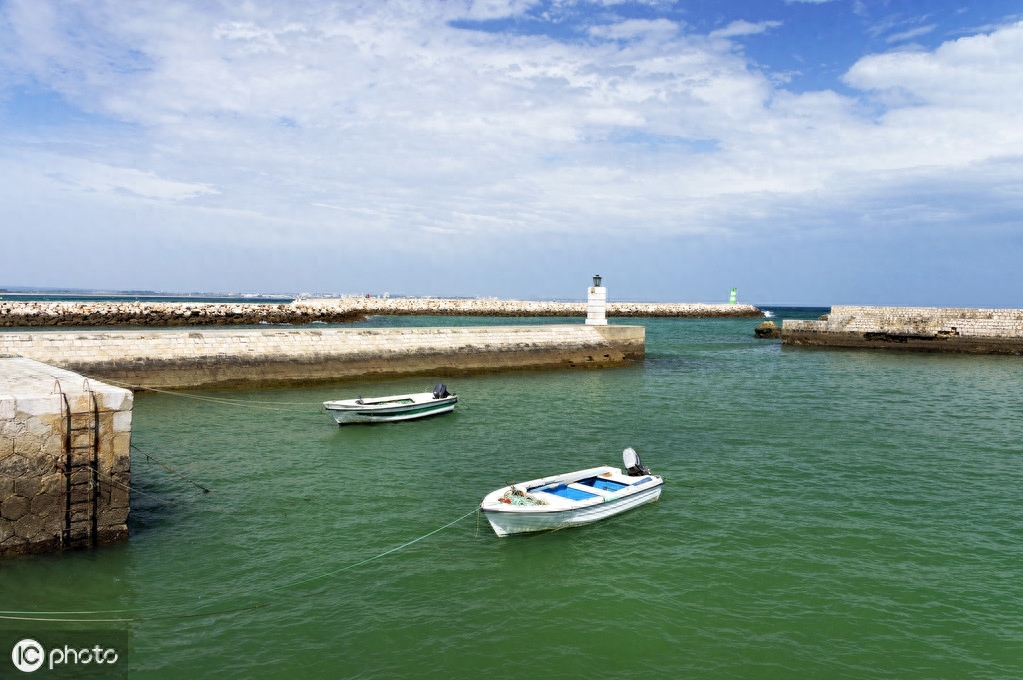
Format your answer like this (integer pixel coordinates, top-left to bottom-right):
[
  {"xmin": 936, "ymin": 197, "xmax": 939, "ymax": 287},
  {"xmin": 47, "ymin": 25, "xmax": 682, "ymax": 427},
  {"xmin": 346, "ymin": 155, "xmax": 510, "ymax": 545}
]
[
  {"xmin": 782, "ymin": 306, "xmax": 1023, "ymax": 354},
  {"xmin": 0, "ymin": 298, "xmax": 761, "ymax": 327},
  {"xmin": 1, "ymin": 358, "xmax": 132, "ymax": 557},
  {"xmin": 0, "ymin": 324, "xmax": 645, "ymax": 390}
]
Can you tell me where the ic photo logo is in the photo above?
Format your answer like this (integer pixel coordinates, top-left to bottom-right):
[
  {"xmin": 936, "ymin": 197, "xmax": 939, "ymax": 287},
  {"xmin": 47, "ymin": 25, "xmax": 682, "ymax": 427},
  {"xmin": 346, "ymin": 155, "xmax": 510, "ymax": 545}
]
[
  {"xmin": 11, "ymin": 639, "xmax": 43, "ymax": 673},
  {"xmin": 11, "ymin": 638, "xmax": 119, "ymax": 673}
]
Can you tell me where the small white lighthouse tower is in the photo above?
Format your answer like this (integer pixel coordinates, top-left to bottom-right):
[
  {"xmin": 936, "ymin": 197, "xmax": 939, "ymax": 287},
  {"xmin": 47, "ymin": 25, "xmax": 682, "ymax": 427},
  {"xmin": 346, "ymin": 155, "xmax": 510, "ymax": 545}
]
[{"xmin": 586, "ymin": 275, "xmax": 607, "ymax": 326}]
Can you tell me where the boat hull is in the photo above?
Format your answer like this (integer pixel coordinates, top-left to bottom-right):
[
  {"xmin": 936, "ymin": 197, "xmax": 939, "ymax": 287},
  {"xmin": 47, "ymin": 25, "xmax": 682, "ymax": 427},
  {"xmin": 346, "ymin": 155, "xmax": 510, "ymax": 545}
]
[
  {"xmin": 323, "ymin": 393, "xmax": 458, "ymax": 425},
  {"xmin": 480, "ymin": 466, "xmax": 663, "ymax": 537}
]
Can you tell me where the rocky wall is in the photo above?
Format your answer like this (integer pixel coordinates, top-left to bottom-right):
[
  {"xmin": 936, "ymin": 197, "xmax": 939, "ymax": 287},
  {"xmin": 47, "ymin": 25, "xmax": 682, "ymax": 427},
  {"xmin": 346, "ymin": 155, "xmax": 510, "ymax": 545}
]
[
  {"xmin": 302, "ymin": 298, "xmax": 763, "ymax": 318},
  {"xmin": 0, "ymin": 300, "xmax": 365, "ymax": 327},
  {"xmin": 0, "ymin": 298, "xmax": 762, "ymax": 327}
]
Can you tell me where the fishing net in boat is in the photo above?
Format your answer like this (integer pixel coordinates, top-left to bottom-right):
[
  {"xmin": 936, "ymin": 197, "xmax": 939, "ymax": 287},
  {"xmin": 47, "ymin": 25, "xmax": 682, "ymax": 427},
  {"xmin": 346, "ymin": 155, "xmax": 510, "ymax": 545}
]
[{"xmin": 500, "ymin": 486, "xmax": 548, "ymax": 506}]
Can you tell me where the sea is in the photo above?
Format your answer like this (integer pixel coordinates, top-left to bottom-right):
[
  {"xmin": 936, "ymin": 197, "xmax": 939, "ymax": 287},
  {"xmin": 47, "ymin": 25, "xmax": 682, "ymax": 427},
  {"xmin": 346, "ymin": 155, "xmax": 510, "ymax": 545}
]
[{"xmin": 2, "ymin": 308, "xmax": 1022, "ymax": 679}]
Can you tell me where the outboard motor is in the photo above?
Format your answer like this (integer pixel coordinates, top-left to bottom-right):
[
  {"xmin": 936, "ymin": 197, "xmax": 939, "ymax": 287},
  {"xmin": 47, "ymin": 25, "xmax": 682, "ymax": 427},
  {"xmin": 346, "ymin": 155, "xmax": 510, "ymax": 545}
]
[
  {"xmin": 432, "ymin": 383, "xmax": 450, "ymax": 399},
  {"xmin": 623, "ymin": 447, "xmax": 650, "ymax": 476}
]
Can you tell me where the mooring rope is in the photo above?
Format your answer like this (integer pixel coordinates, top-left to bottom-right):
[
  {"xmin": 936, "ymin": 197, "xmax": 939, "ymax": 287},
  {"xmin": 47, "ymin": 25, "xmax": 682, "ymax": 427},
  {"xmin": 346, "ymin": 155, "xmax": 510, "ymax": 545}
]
[
  {"xmin": 92, "ymin": 468, "xmax": 200, "ymax": 510},
  {"xmin": 92, "ymin": 376, "xmax": 321, "ymax": 412},
  {"xmin": 266, "ymin": 509, "xmax": 478, "ymax": 592},
  {"xmin": 131, "ymin": 444, "xmax": 211, "ymax": 493},
  {"xmin": 0, "ymin": 602, "xmax": 272, "ymax": 624},
  {"xmin": 0, "ymin": 509, "xmax": 479, "ymax": 623}
]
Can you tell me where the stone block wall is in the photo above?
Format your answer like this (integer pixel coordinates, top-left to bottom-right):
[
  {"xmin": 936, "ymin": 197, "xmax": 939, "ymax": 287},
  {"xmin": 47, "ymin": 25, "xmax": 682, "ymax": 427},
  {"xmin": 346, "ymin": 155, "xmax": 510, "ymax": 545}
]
[
  {"xmin": 1, "ymin": 358, "xmax": 132, "ymax": 556},
  {"xmin": 782, "ymin": 306, "xmax": 1023, "ymax": 354}
]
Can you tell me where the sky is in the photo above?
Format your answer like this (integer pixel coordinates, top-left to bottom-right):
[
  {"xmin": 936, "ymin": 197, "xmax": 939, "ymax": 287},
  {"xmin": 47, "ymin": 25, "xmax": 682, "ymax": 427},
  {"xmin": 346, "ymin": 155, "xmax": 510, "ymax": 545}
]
[{"xmin": 1, "ymin": 0, "xmax": 1021, "ymax": 306}]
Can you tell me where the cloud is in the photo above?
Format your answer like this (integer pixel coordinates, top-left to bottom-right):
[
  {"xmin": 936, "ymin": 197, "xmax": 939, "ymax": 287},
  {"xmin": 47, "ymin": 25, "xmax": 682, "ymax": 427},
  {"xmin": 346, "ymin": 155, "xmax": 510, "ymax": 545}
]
[
  {"xmin": 709, "ymin": 20, "xmax": 783, "ymax": 40},
  {"xmin": 461, "ymin": 0, "xmax": 543, "ymax": 20},
  {"xmin": 845, "ymin": 21, "xmax": 1023, "ymax": 110},
  {"xmin": 589, "ymin": 18, "xmax": 680, "ymax": 41},
  {"xmin": 0, "ymin": 1, "xmax": 1021, "ymax": 287},
  {"xmin": 885, "ymin": 23, "xmax": 937, "ymax": 44},
  {"xmin": 44, "ymin": 160, "xmax": 219, "ymax": 201}
]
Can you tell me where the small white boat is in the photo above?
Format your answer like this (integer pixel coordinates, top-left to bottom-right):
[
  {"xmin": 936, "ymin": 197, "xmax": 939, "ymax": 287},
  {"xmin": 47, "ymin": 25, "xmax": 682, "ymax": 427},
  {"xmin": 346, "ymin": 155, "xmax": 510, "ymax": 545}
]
[
  {"xmin": 480, "ymin": 448, "xmax": 663, "ymax": 537},
  {"xmin": 323, "ymin": 383, "xmax": 457, "ymax": 426}
]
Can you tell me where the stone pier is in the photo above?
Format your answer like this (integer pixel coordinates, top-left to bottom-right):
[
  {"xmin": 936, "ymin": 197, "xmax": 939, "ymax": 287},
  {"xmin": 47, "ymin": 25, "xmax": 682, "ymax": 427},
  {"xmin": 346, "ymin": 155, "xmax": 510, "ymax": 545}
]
[
  {"xmin": 1, "ymin": 357, "xmax": 132, "ymax": 557},
  {"xmin": 782, "ymin": 306, "xmax": 1023, "ymax": 354},
  {"xmin": 0, "ymin": 324, "xmax": 645, "ymax": 390}
]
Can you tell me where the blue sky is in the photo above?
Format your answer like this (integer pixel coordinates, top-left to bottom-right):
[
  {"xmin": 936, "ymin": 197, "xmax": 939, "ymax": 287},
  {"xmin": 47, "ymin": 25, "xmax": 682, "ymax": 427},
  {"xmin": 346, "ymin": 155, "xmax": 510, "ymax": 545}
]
[{"xmin": 1, "ymin": 0, "xmax": 1021, "ymax": 305}]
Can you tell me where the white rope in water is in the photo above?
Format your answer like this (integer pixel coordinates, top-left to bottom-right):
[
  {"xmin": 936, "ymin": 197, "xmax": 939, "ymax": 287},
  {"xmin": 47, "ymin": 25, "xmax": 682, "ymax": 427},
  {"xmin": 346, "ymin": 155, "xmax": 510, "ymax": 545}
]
[
  {"xmin": 0, "ymin": 509, "xmax": 480, "ymax": 623},
  {"xmin": 93, "ymin": 376, "xmax": 322, "ymax": 412},
  {"xmin": 265, "ymin": 509, "xmax": 479, "ymax": 592}
]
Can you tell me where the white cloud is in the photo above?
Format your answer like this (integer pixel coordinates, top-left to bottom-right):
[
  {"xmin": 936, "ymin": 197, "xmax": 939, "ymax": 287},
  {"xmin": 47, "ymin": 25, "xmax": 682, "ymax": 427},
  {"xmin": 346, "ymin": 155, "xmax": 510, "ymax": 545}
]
[
  {"xmin": 708, "ymin": 20, "xmax": 782, "ymax": 40},
  {"xmin": 461, "ymin": 0, "xmax": 542, "ymax": 20},
  {"xmin": 0, "ymin": 1, "xmax": 1021, "ymax": 287},
  {"xmin": 53, "ymin": 161, "xmax": 219, "ymax": 201},
  {"xmin": 885, "ymin": 23, "xmax": 937, "ymax": 44},
  {"xmin": 845, "ymin": 21, "xmax": 1023, "ymax": 110},
  {"xmin": 589, "ymin": 19, "xmax": 680, "ymax": 41}
]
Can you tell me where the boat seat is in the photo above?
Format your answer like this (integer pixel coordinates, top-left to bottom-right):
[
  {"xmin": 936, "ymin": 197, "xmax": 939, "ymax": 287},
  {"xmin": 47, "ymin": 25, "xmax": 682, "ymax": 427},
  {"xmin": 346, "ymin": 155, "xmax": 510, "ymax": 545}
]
[
  {"xmin": 578, "ymin": 477, "xmax": 628, "ymax": 492},
  {"xmin": 571, "ymin": 482, "xmax": 623, "ymax": 497},
  {"xmin": 534, "ymin": 484, "xmax": 598, "ymax": 501}
]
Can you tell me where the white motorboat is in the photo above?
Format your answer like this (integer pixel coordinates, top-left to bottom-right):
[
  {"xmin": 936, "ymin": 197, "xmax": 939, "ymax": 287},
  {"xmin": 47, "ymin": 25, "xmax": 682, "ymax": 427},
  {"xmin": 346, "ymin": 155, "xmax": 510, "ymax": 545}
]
[
  {"xmin": 323, "ymin": 383, "xmax": 457, "ymax": 425},
  {"xmin": 480, "ymin": 448, "xmax": 663, "ymax": 537}
]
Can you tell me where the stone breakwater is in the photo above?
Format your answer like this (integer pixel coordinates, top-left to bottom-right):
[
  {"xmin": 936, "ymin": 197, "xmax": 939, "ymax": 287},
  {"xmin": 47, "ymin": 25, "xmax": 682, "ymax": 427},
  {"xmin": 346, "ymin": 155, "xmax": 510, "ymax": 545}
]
[
  {"xmin": 782, "ymin": 306, "xmax": 1023, "ymax": 355},
  {"xmin": 303, "ymin": 298, "xmax": 763, "ymax": 318},
  {"xmin": 0, "ymin": 298, "xmax": 762, "ymax": 327},
  {"xmin": 0, "ymin": 300, "xmax": 364, "ymax": 327},
  {"xmin": 0, "ymin": 325, "xmax": 645, "ymax": 390}
]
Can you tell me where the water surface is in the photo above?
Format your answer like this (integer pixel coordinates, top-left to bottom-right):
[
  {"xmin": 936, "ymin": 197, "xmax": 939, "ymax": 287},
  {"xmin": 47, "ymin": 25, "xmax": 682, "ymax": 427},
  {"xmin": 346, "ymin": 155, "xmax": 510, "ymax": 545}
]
[{"xmin": 3, "ymin": 312, "xmax": 1021, "ymax": 679}]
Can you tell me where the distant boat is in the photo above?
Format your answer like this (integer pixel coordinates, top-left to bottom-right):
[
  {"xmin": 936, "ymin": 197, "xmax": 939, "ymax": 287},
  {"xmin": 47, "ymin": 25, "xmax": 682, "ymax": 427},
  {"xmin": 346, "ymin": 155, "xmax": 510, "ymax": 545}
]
[
  {"xmin": 480, "ymin": 448, "xmax": 663, "ymax": 537},
  {"xmin": 323, "ymin": 383, "xmax": 457, "ymax": 426}
]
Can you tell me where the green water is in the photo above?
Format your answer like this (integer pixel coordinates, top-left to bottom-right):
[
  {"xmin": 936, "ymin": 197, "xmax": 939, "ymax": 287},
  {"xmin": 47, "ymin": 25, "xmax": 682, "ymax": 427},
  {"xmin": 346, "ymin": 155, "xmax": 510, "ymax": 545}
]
[{"xmin": 3, "ymin": 314, "xmax": 1022, "ymax": 678}]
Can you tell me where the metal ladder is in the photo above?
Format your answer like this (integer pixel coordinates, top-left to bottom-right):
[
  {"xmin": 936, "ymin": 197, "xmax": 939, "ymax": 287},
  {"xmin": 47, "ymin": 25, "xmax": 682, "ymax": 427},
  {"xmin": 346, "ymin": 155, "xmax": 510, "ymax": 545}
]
[{"xmin": 56, "ymin": 380, "xmax": 99, "ymax": 550}]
